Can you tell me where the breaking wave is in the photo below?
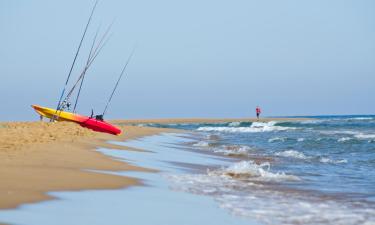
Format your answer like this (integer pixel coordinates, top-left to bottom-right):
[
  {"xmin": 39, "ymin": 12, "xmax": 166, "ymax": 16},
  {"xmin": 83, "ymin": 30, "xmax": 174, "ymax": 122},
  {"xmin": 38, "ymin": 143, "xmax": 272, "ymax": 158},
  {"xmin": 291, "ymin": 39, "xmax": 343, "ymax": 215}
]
[
  {"xmin": 321, "ymin": 130, "xmax": 375, "ymax": 142},
  {"xmin": 275, "ymin": 150, "xmax": 310, "ymax": 160},
  {"xmin": 197, "ymin": 121, "xmax": 295, "ymax": 133},
  {"xmin": 213, "ymin": 145, "xmax": 253, "ymax": 156},
  {"xmin": 338, "ymin": 137, "xmax": 353, "ymax": 142},
  {"xmin": 192, "ymin": 141, "xmax": 210, "ymax": 147},
  {"xmin": 167, "ymin": 161, "xmax": 374, "ymax": 225},
  {"xmin": 268, "ymin": 137, "xmax": 287, "ymax": 143},
  {"xmin": 319, "ymin": 157, "xmax": 348, "ymax": 164},
  {"xmin": 275, "ymin": 150, "xmax": 347, "ymax": 164},
  {"xmin": 192, "ymin": 141, "xmax": 254, "ymax": 157},
  {"xmin": 209, "ymin": 161, "xmax": 300, "ymax": 182}
]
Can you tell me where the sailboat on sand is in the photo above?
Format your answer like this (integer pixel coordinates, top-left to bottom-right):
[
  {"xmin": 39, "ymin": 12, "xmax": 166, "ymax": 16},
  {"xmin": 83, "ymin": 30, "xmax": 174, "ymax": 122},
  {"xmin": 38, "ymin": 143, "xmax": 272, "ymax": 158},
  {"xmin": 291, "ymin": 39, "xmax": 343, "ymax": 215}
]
[{"xmin": 32, "ymin": 1, "xmax": 132, "ymax": 135}]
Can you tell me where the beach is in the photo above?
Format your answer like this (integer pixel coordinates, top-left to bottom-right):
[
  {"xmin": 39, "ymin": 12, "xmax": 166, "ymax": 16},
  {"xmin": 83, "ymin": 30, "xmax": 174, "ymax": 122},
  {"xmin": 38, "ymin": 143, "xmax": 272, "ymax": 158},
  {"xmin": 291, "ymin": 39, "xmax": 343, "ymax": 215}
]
[
  {"xmin": 0, "ymin": 121, "xmax": 173, "ymax": 209},
  {"xmin": 1, "ymin": 117, "xmax": 375, "ymax": 225},
  {"xmin": 0, "ymin": 117, "xmax": 295, "ymax": 209}
]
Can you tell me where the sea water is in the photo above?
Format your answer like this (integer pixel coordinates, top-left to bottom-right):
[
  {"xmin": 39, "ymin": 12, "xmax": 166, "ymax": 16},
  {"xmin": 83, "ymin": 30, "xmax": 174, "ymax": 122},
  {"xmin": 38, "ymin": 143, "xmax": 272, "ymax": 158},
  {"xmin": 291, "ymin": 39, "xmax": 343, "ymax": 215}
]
[{"xmin": 141, "ymin": 115, "xmax": 375, "ymax": 224}]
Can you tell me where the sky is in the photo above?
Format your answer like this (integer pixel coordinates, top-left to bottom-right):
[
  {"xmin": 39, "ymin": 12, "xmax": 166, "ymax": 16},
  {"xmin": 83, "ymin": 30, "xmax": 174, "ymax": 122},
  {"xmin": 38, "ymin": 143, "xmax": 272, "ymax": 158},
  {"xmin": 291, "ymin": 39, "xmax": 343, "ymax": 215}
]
[{"xmin": 0, "ymin": 0, "xmax": 374, "ymax": 121}]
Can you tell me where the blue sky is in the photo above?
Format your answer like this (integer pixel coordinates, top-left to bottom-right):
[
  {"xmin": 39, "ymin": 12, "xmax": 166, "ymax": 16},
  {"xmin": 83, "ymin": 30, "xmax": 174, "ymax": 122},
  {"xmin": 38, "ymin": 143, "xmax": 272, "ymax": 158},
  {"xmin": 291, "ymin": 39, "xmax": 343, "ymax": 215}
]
[{"xmin": 1, "ymin": 0, "xmax": 374, "ymax": 121}]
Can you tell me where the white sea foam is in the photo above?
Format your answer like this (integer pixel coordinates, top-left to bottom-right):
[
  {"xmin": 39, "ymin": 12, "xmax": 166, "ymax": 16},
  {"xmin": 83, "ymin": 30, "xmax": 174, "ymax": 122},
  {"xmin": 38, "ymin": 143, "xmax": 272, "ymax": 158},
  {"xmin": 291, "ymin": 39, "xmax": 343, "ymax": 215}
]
[
  {"xmin": 320, "ymin": 130, "xmax": 359, "ymax": 135},
  {"xmin": 354, "ymin": 133, "xmax": 375, "ymax": 140},
  {"xmin": 197, "ymin": 121, "xmax": 294, "ymax": 133},
  {"xmin": 228, "ymin": 121, "xmax": 241, "ymax": 127},
  {"xmin": 299, "ymin": 119, "xmax": 325, "ymax": 124},
  {"xmin": 168, "ymin": 164, "xmax": 374, "ymax": 225},
  {"xmin": 321, "ymin": 130, "xmax": 375, "ymax": 141},
  {"xmin": 193, "ymin": 141, "xmax": 210, "ymax": 147},
  {"xmin": 213, "ymin": 145, "xmax": 252, "ymax": 156},
  {"xmin": 268, "ymin": 137, "xmax": 286, "ymax": 143},
  {"xmin": 297, "ymin": 138, "xmax": 305, "ymax": 142},
  {"xmin": 319, "ymin": 157, "xmax": 348, "ymax": 164},
  {"xmin": 275, "ymin": 150, "xmax": 310, "ymax": 160},
  {"xmin": 210, "ymin": 161, "xmax": 300, "ymax": 182},
  {"xmin": 338, "ymin": 137, "xmax": 352, "ymax": 142},
  {"xmin": 351, "ymin": 117, "xmax": 374, "ymax": 120}
]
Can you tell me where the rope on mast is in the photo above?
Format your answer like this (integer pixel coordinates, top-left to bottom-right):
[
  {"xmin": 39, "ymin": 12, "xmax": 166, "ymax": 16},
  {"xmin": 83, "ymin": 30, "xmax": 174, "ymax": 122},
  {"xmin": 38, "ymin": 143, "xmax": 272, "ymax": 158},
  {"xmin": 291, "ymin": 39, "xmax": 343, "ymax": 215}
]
[
  {"xmin": 55, "ymin": 0, "xmax": 98, "ymax": 117},
  {"xmin": 102, "ymin": 46, "xmax": 136, "ymax": 117},
  {"xmin": 62, "ymin": 26, "xmax": 112, "ymax": 104},
  {"xmin": 73, "ymin": 25, "xmax": 101, "ymax": 113}
]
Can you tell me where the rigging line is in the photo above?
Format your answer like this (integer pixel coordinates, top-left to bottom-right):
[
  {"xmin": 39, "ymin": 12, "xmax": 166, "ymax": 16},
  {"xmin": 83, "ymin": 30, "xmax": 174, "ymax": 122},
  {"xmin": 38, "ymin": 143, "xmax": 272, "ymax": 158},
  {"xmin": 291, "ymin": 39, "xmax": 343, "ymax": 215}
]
[
  {"xmin": 102, "ymin": 46, "xmax": 136, "ymax": 116},
  {"xmin": 73, "ymin": 25, "xmax": 101, "ymax": 113},
  {"xmin": 63, "ymin": 31, "xmax": 113, "ymax": 103},
  {"xmin": 87, "ymin": 20, "xmax": 114, "ymax": 63},
  {"xmin": 60, "ymin": 22, "xmax": 113, "ymax": 106},
  {"xmin": 55, "ymin": 0, "xmax": 98, "ymax": 115}
]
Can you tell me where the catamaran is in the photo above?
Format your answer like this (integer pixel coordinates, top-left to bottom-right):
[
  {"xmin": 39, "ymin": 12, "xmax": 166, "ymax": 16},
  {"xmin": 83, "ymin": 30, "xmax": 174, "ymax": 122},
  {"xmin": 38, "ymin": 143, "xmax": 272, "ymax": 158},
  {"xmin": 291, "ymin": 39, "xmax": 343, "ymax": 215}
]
[{"xmin": 32, "ymin": 1, "xmax": 132, "ymax": 135}]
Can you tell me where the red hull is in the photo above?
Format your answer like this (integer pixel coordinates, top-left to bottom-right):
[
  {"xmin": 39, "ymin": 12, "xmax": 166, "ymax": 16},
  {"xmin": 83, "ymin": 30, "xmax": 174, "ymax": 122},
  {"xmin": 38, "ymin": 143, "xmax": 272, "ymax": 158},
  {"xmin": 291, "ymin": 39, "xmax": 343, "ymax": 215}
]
[{"xmin": 78, "ymin": 117, "xmax": 122, "ymax": 135}]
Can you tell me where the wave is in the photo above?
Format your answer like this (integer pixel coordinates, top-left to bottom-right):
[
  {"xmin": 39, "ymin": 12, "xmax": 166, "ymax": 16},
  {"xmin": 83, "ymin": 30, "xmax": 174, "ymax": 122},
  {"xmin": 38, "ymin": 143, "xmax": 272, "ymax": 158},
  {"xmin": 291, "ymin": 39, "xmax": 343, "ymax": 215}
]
[
  {"xmin": 168, "ymin": 171, "xmax": 375, "ymax": 225},
  {"xmin": 337, "ymin": 137, "xmax": 353, "ymax": 142},
  {"xmin": 268, "ymin": 137, "xmax": 287, "ymax": 143},
  {"xmin": 321, "ymin": 130, "xmax": 375, "ymax": 141},
  {"xmin": 351, "ymin": 117, "xmax": 375, "ymax": 120},
  {"xmin": 354, "ymin": 133, "xmax": 375, "ymax": 140},
  {"xmin": 275, "ymin": 150, "xmax": 347, "ymax": 164},
  {"xmin": 213, "ymin": 145, "xmax": 253, "ymax": 156},
  {"xmin": 197, "ymin": 121, "xmax": 295, "ymax": 133},
  {"xmin": 319, "ymin": 157, "xmax": 348, "ymax": 164},
  {"xmin": 193, "ymin": 141, "xmax": 210, "ymax": 147},
  {"xmin": 193, "ymin": 141, "xmax": 254, "ymax": 157},
  {"xmin": 209, "ymin": 161, "xmax": 300, "ymax": 182},
  {"xmin": 228, "ymin": 121, "xmax": 241, "ymax": 127},
  {"xmin": 275, "ymin": 150, "xmax": 310, "ymax": 160},
  {"xmin": 268, "ymin": 137, "xmax": 305, "ymax": 143}
]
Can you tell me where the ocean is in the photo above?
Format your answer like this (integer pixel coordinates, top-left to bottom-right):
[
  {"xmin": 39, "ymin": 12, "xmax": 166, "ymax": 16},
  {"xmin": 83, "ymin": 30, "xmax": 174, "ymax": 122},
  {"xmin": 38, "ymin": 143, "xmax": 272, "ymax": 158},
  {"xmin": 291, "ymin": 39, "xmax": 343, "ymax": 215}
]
[{"xmin": 141, "ymin": 115, "xmax": 375, "ymax": 224}]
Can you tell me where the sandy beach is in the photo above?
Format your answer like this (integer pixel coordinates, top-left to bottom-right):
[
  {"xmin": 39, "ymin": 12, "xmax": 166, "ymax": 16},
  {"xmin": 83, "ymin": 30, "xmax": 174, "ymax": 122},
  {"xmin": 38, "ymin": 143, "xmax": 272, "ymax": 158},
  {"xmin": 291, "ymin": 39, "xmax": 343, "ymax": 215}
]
[
  {"xmin": 0, "ymin": 121, "xmax": 174, "ymax": 209},
  {"xmin": 0, "ymin": 117, "xmax": 297, "ymax": 210}
]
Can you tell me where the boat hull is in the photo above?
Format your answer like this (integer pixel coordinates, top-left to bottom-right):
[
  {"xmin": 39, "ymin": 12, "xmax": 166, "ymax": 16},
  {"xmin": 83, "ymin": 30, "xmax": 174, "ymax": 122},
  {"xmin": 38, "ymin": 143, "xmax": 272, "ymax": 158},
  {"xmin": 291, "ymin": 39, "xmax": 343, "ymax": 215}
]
[{"xmin": 31, "ymin": 105, "xmax": 122, "ymax": 135}]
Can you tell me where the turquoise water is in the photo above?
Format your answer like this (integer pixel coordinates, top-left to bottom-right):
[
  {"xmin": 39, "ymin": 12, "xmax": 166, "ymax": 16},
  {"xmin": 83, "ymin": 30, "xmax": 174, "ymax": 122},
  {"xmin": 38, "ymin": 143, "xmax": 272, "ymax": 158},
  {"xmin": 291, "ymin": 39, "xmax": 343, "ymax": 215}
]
[{"xmin": 140, "ymin": 116, "xmax": 375, "ymax": 224}]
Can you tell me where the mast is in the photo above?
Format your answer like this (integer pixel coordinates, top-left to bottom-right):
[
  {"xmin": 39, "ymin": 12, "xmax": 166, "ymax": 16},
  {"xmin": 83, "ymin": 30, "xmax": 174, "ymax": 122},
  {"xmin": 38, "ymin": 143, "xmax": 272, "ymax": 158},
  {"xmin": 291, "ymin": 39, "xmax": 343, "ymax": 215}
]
[
  {"xmin": 73, "ymin": 26, "xmax": 101, "ymax": 113},
  {"xmin": 102, "ymin": 47, "xmax": 135, "ymax": 117},
  {"xmin": 61, "ymin": 23, "xmax": 113, "ymax": 107},
  {"xmin": 55, "ymin": 0, "xmax": 98, "ymax": 114}
]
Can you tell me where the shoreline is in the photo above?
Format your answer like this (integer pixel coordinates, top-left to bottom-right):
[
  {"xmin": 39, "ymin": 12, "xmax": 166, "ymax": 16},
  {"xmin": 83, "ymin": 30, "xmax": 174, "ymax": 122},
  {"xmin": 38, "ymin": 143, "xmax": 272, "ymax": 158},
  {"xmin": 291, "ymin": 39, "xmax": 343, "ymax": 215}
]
[
  {"xmin": 0, "ymin": 117, "xmax": 306, "ymax": 210},
  {"xmin": 0, "ymin": 121, "xmax": 174, "ymax": 210}
]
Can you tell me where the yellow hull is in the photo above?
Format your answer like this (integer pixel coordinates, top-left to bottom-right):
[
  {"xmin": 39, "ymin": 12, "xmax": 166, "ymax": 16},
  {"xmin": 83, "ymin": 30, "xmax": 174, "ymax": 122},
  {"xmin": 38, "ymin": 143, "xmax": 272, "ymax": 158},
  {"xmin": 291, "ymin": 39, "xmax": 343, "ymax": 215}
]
[{"xmin": 31, "ymin": 105, "xmax": 87, "ymax": 123}]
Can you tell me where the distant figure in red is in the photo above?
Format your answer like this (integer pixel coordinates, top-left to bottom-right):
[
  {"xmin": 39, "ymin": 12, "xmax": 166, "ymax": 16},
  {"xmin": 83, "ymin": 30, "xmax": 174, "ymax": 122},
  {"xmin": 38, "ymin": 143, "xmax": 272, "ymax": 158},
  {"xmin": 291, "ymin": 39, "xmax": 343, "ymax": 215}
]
[{"xmin": 256, "ymin": 106, "xmax": 261, "ymax": 121}]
